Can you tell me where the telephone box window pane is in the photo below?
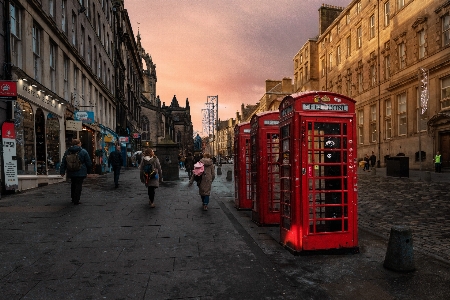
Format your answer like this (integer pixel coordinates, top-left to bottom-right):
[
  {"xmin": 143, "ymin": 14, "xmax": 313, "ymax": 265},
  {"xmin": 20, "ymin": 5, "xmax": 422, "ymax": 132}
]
[
  {"xmin": 281, "ymin": 177, "xmax": 290, "ymax": 190},
  {"xmin": 282, "ymin": 139, "xmax": 289, "ymax": 152}
]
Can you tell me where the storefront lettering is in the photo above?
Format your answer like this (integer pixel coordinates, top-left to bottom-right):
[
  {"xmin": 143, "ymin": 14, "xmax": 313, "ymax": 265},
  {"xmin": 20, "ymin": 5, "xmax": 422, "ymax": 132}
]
[
  {"xmin": 22, "ymin": 84, "xmax": 56, "ymax": 108},
  {"xmin": 302, "ymin": 103, "xmax": 349, "ymax": 112}
]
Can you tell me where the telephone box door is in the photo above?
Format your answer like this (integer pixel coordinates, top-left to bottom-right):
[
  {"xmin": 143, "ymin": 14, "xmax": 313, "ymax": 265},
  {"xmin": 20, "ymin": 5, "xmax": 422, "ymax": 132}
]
[{"xmin": 301, "ymin": 117, "xmax": 357, "ymax": 250}]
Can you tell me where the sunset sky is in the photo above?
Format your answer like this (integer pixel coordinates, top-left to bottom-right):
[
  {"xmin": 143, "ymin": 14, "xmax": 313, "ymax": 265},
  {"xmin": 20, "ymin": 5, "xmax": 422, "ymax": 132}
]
[{"xmin": 125, "ymin": 0, "xmax": 351, "ymax": 134}]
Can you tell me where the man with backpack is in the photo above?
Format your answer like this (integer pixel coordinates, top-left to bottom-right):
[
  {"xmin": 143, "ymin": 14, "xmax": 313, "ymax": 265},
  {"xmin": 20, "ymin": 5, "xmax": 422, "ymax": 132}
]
[
  {"xmin": 60, "ymin": 139, "xmax": 92, "ymax": 205},
  {"xmin": 108, "ymin": 143, "xmax": 123, "ymax": 188}
]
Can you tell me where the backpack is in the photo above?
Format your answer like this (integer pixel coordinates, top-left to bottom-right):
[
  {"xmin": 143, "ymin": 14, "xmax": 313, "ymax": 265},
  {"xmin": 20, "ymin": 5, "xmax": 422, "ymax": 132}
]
[
  {"xmin": 193, "ymin": 161, "xmax": 204, "ymax": 183},
  {"xmin": 143, "ymin": 161, "xmax": 157, "ymax": 182},
  {"xmin": 66, "ymin": 150, "xmax": 82, "ymax": 172}
]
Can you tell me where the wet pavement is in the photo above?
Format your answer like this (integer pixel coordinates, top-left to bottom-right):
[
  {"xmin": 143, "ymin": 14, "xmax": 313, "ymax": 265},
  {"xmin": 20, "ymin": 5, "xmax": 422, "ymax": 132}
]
[{"xmin": 0, "ymin": 165, "xmax": 449, "ymax": 299}]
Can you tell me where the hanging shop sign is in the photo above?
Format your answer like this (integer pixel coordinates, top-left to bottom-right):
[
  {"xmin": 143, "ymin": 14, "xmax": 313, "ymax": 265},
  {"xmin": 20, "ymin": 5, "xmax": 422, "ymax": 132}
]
[
  {"xmin": 104, "ymin": 135, "xmax": 113, "ymax": 142},
  {"xmin": 74, "ymin": 111, "xmax": 95, "ymax": 124},
  {"xmin": 132, "ymin": 133, "xmax": 140, "ymax": 139},
  {"xmin": 0, "ymin": 81, "xmax": 17, "ymax": 101},
  {"xmin": 66, "ymin": 120, "xmax": 83, "ymax": 131},
  {"xmin": 2, "ymin": 122, "xmax": 18, "ymax": 190},
  {"xmin": 119, "ymin": 136, "xmax": 129, "ymax": 143}
]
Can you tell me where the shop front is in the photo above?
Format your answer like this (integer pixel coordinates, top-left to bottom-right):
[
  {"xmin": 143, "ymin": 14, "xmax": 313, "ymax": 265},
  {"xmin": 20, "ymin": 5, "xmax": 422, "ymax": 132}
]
[{"xmin": 14, "ymin": 79, "xmax": 66, "ymax": 190}]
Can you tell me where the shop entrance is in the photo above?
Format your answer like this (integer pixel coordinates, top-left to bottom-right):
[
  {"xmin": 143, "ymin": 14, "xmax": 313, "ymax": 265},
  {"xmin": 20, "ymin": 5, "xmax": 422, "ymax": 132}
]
[{"xmin": 439, "ymin": 132, "xmax": 450, "ymax": 168}]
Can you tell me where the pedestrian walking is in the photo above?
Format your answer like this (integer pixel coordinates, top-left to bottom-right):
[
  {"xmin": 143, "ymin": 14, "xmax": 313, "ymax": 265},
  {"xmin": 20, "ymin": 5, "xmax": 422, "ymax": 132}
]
[
  {"xmin": 108, "ymin": 143, "xmax": 123, "ymax": 188},
  {"xmin": 370, "ymin": 151, "xmax": 377, "ymax": 169},
  {"xmin": 188, "ymin": 152, "xmax": 215, "ymax": 211},
  {"xmin": 434, "ymin": 151, "xmax": 442, "ymax": 173},
  {"xmin": 184, "ymin": 152, "xmax": 194, "ymax": 179},
  {"xmin": 364, "ymin": 154, "xmax": 370, "ymax": 171},
  {"xmin": 60, "ymin": 139, "xmax": 92, "ymax": 205},
  {"xmin": 139, "ymin": 148, "xmax": 162, "ymax": 208}
]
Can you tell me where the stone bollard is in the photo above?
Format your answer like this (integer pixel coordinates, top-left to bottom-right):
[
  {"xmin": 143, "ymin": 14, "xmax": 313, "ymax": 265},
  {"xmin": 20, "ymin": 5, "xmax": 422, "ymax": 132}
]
[
  {"xmin": 217, "ymin": 167, "xmax": 222, "ymax": 175},
  {"xmin": 226, "ymin": 170, "xmax": 232, "ymax": 181},
  {"xmin": 383, "ymin": 225, "xmax": 415, "ymax": 272},
  {"xmin": 422, "ymin": 171, "xmax": 431, "ymax": 183}
]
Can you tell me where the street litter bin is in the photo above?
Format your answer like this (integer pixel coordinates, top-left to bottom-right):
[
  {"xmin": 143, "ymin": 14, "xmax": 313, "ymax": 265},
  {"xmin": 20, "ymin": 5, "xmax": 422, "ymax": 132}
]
[{"xmin": 386, "ymin": 156, "xmax": 409, "ymax": 177}]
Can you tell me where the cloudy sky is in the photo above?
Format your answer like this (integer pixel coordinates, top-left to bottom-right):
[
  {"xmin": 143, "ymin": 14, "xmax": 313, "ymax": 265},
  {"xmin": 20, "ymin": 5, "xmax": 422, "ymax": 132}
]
[{"xmin": 125, "ymin": 0, "xmax": 350, "ymax": 134}]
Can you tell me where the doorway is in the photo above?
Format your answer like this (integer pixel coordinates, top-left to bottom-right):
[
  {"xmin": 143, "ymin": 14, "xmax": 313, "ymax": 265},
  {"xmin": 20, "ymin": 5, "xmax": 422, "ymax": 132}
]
[{"xmin": 439, "ymin": 132, "xmax": 450, "ymax": 169}]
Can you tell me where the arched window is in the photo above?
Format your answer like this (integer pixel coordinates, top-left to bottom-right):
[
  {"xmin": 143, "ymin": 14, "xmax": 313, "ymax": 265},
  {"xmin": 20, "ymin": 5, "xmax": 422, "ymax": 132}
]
[
  {"xmin": 141, "ymin": 116, "xmax": 149, "ymax": 140},
  {"xmin": 14, "ymin": 100, "xmax": 35, "ymax": 175}
]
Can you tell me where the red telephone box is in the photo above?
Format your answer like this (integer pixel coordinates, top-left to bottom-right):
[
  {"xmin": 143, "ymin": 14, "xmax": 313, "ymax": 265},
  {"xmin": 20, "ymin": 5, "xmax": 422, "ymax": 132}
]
[
  {"xmin": 250, "ymin": 111, "xmax": 280, "ymax": 226},
  {"xmin": 234, "ymin": 122, "xmax": 252, "ymax": 210},
  {"xmin": 278, "ymin": 92, "xmax": 358, "ymax": 253}
]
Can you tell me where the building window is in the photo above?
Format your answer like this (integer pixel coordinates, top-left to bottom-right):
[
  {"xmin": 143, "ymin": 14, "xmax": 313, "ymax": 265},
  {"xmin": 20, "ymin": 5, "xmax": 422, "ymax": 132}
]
[
  {"xmin": 80, "ymin": 26, "xmax": 85, "ymax": 59},
  {"xmin": 337, "ymin": 22, "xmax": 341, "ymax": 34},
  {"xmin": 10, "ymin": 2, "xmax": 22, "ymax": 68},
  {"xmin": 384, "ymin": 55, "xmax": 390, "ymax": 80},
  {"xmin": 370, "ymin": 64, "xmax": 376, "ymax": 87},
  {"xmin": 443, "ymin": 15, "xmax": 450, "ymax": 47},
  {"xmin": 346, "ymin": 35, "xmax": 351, "ymax": 57},
  {"xmin": 329, "ymin": 52, "xmax": 333, "ymax": 70},
  {"xmin": 358, "ymin": 110, "xmax": 364, "ymax": 144},
  {"xmin": 337, "ymin": 45, "xmax": 341, "ymax": 65},
  {"xmin": 63, "ymin": 55, "xmax": 69, "ymax": 101},
  {"xmin": 418, "ymin": 30, "xmax": 425, "ymax": 59},
  {"xmin": 71, "ymin": 12, "xmax": 77, "ymax": 46},
  {"xmin": 397, "ymin": 0, "xmax": 405, "ymax": 10},
  {"xmin": 305, "ymin": 64, "xmax": 309, "ymax": 81},
  {"xmin": 98, "ymin": 54, "xmax": 102, "ymax": 78},
  {"xmin": 50, "ymin": 42, "xmax": 56, "ymax": 92},
  {"xmin": 87, "ymin": 37, "xmax": 92, "ymax": 66},
  {"xmin": 346, "ymin": 12, "xmax": 350, "ymax": 24},
  {"xmin": 398, "ymin": 42, "xmax": 406, "ymax": 69},
  {"xmin": 397, "ymin": 93, "xmax": 407, "ymax": 135},
  {"xmin": 321, "ymin": 58, "xmax": 325, "ymax": 77},
  {"xmin": 441, "ymin": 76, "xmax": 450, "ymax": 109},
  {"xmin": 49, "ymin": 0, "xmax": 55, "ymax": 17},
  {"xmin": 370, "ymin": 104, "xmax": 377, "ymax": 142},
  {"xmin": 384, "ymin": 1, "xmax": 390, "ymax": 26},
  {"xmin": 369, "ymin": 15, "xmax": 375, "ymax": 39},
  {"xmin": 357, "ymin": 26, "xmax": 362, "ymax": 49},
  {"xmin": 356, "ymin": 1, "xmax": 361, "ymax": 14},
  {"xmin": 62, "ymin": 0, "xmax": 67, "ymax": 35},
  {"xmin": 358, "ymin": 72, "xmax": 363, "ymax": 93},
  {"xmin": 385, "ymin": 99, "xmax": 392, "ymax": 139},
  {"xmin": 32, "ymin": 23, "xmax": 41, "ymax": 81},
  {"xmin": 74, "ymin": 68, "xmax": 78, "ymax": 104}
]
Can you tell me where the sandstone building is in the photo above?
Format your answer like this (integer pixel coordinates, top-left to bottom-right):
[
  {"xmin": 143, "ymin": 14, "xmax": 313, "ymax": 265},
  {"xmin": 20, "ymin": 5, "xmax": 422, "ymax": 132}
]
[{"xmin": 297, "ymin": 0, "xmax": 450, "ymax": 170}]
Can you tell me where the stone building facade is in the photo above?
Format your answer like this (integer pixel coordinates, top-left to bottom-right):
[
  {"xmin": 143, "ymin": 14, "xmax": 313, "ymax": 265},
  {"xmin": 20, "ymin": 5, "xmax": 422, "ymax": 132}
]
[
  {"xmin": 299, "ymin": 0, "xmax": 450, "ymax": 170},
  {"xmin": 6, "ymin": 0, "xmax": 117, "ymax": 190}
]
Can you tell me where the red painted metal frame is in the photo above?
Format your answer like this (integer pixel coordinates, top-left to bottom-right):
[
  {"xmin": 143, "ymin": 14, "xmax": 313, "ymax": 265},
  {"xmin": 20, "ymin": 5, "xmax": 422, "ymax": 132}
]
[
  {"xmin": 234, "ymin": 122, "xmax": 252, "ymax": 210},
  {"xmin": 250, "ymin": 111, "xmax": 281, "ymax": 226},
  {"xmin": 278, "ymin": 91, "xmax": 358, "ymax": 253}
]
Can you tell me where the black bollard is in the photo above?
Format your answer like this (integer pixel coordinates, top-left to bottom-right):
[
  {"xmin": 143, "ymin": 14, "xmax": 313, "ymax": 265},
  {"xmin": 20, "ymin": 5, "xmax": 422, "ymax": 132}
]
[
  {"xmin": 217, "ymin": 167, "xmax": 222, "ymax": 175},
  {"xmin": 383, "ymin": 225, "xmax": 415, "ymax": 272},
  {"xmin": 226, "ymin": 170, "xmax": 232, "ymax": 181}
]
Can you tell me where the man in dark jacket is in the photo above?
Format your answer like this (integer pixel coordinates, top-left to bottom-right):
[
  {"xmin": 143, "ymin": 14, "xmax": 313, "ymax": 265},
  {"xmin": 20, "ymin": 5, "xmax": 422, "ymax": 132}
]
[
  {"xmin": 108, "ymin": 144, "xmax": 123, "ymax": 188},
  {"xmin": 60, "ymin": 139, "xmax": 92, "ymax": 205}
]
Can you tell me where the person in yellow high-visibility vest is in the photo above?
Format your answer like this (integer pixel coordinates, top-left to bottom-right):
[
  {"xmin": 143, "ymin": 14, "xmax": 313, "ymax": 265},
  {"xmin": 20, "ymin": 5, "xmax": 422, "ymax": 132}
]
[{"xmin": 434, "ymin": 151, "xmax": 442, "ymax": 173}]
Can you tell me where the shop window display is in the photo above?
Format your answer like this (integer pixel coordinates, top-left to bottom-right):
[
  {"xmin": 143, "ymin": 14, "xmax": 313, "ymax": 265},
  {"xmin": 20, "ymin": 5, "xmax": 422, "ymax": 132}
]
[
  {"xmin": 46, "ymin": 113, "xmax": 60, "ymax": 175},
  {"xmin": 35, "ymin": 109, "xmax": 47, "ymax": 175},
  {"xmin": 14, "ymin": 100, "xmax": 36, "ymax": 175}
]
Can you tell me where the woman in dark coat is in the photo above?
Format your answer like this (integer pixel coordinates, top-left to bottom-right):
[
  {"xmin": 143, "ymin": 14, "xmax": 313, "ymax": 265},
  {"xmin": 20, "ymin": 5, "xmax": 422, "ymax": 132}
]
[
  {"xmin": 60, "ymin": 139, "xmax": 92, "ymax": 205},
  {"xmin": 139, "ymin": 148, "xmax": 162, "ymax": 208},
  {"xmin": 189, "ymin": 153, "xmax": 215, "ymax": 211}
]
